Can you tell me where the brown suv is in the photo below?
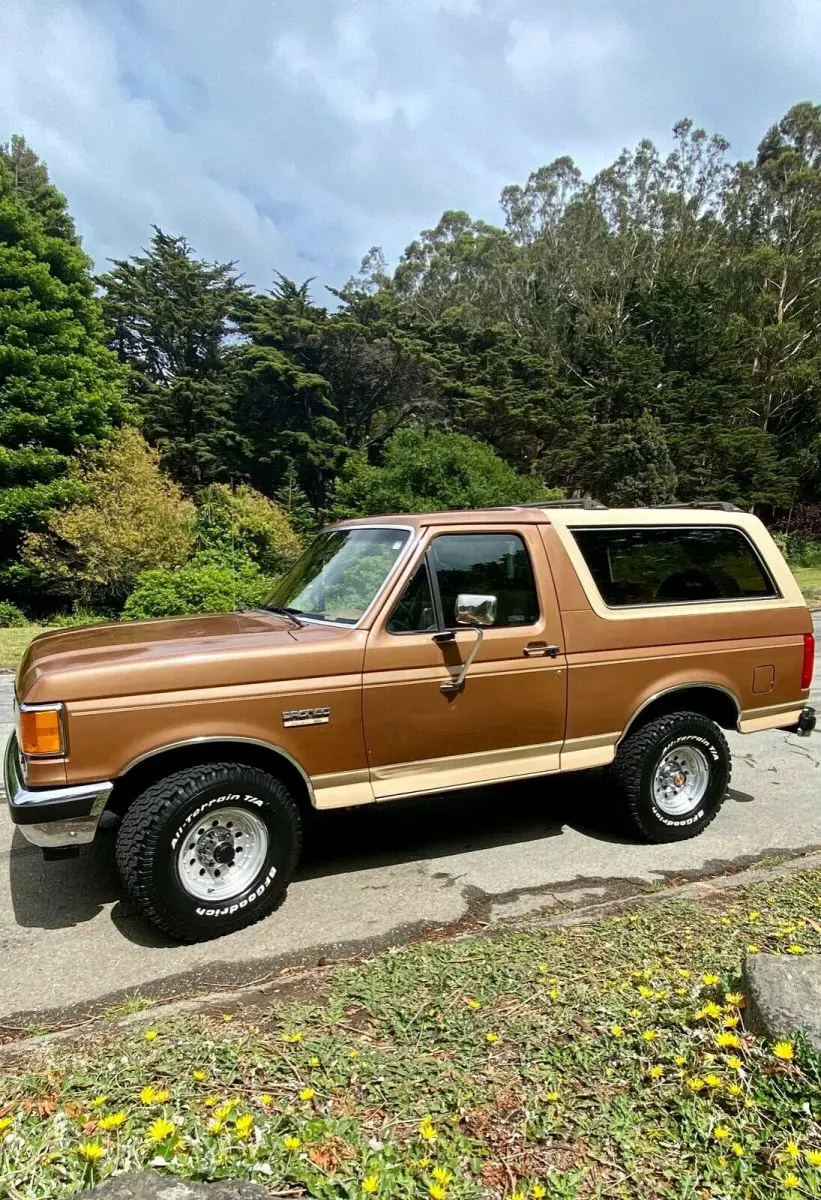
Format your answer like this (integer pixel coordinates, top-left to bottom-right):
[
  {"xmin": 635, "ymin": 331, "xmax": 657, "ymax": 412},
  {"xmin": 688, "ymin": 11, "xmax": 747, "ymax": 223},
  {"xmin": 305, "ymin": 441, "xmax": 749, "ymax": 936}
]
[{"xmin": 5, "ymin": 502, "xmax": 815, "ymax": 941}]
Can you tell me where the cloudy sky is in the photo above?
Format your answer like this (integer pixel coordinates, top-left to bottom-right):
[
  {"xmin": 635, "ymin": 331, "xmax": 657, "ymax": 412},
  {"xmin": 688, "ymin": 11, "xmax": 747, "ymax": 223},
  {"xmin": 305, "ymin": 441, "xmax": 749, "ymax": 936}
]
[{"xmin": 1, "ymin": 0, "xmax": 819, "ymax": 291}]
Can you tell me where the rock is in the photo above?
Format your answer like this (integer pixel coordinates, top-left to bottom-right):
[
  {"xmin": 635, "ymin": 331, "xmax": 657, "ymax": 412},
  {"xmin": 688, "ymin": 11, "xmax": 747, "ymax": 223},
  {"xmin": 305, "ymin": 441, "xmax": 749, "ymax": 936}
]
[
  {"xmin": 87, "ymin": 1172, "xmax": 272, "ymax": 1200},
  {"xmin": 743, "ymin": 953, "xmax": 821, "ymax": 1051}
]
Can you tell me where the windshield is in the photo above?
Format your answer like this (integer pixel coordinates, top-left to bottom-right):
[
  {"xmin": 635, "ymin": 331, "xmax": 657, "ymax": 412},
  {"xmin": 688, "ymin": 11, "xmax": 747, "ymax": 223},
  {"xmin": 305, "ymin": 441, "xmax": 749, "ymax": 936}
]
[{"xmin": 265, "ymin": 527, "xmax": 411, "ymax": 624}]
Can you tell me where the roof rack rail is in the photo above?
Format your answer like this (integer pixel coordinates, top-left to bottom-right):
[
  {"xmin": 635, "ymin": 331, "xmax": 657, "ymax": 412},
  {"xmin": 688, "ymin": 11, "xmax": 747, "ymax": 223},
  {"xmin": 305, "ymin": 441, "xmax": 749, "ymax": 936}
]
[
  {"xmin": 525, "ymin": 498, "xmax": 608, "ymax": 510},
  {"xmin": 653, "ymin": 501, "xmax": 743, "ymax": 513}
]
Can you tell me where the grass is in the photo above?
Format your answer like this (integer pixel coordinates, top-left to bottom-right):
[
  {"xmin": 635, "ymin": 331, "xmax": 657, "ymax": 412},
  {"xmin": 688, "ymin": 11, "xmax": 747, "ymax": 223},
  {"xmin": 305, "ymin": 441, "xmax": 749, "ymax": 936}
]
[
  {"xmin": 0, "ymin": 625, "xmax": 54, "ymax": 672},
  {"xmin": 1, "ymin": 870, "xmax": 820, "ymax": 1199},
  {"xmin": 793, "ymin": 567, "xmax": 821, "ymax": 607}
]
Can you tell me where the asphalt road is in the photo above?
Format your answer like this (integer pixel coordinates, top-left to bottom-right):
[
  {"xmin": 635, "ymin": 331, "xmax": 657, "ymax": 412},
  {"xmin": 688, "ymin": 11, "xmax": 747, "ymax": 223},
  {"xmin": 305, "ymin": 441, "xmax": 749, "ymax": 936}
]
[{"xmin": 2, "ymin": 620, "xmax": 820, "ymax": 1025}]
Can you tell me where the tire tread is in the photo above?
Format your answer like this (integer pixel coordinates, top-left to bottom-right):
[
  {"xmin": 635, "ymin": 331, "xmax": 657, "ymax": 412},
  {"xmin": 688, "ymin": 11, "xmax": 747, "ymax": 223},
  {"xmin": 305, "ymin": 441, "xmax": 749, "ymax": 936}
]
[{"xmin": 115, "ymin": 762, "xmax": 301, "ymax": 942}]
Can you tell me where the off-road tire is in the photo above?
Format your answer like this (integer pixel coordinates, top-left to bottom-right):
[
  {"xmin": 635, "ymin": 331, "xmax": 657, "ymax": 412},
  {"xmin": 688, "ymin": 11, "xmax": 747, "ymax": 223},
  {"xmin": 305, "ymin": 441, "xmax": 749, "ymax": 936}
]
[
  {"xmin": 115, "ymin": 762, "xmax": 302, "ymax": 942},
  {"xmin": 612, "ymin": 711, "xmax": 731, "ymax": 843}
]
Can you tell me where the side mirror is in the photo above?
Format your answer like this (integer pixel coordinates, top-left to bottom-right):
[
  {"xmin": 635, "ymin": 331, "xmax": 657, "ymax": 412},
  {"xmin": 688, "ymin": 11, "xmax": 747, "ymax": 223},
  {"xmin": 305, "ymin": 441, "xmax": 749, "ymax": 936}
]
[{"xmin": 455, "ymin": 593, "xmax": 497, "ymax": 627}]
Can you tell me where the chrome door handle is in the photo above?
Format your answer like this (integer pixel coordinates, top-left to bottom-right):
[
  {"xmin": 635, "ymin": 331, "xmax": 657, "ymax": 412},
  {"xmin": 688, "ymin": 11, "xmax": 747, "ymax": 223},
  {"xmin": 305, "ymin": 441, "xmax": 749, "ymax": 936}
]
[{"xmin": 523, "ymin": 642, "xmax": 561, "ymax": 658}]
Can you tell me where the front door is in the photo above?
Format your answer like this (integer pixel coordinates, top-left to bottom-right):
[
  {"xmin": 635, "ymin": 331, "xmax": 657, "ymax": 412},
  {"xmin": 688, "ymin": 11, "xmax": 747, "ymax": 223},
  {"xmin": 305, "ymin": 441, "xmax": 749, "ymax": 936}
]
[{"xmin": 362, "ymin": 526, "xmax": 567, "ymax": 799}]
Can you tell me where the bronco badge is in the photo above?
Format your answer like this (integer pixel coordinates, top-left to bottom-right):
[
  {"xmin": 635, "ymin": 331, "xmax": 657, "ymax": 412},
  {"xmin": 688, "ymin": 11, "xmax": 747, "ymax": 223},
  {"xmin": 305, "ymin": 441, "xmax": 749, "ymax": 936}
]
[{"xmin": 282, "ymin": 706, "xmax": 331, "ymax": 728}]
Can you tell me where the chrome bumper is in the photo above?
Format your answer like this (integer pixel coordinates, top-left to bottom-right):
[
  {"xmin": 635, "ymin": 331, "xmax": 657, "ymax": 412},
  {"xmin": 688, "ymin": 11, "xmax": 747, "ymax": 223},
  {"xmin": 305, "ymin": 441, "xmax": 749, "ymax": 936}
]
[{"xmin": 3, "ymin": 734, "xmax": 113, "ymax": 850}]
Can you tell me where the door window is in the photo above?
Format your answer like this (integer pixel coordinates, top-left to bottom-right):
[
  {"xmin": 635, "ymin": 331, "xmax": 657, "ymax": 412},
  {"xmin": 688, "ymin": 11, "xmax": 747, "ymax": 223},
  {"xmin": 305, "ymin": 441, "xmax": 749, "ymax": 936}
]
[{"xmin": 431, "ymin": 533, "xmax": 539, "ymax": 628}]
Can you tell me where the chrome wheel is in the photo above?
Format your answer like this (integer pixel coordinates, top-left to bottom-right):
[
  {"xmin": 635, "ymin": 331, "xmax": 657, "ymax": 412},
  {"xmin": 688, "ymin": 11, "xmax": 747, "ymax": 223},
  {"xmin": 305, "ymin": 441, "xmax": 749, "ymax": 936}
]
[
  {"xmin": 176, "ymin": 807, "xmax": 269, "ymax": 901},
  {"xmin": 653, "ymin": 745, "xmax": 710, "ymax": 816}
]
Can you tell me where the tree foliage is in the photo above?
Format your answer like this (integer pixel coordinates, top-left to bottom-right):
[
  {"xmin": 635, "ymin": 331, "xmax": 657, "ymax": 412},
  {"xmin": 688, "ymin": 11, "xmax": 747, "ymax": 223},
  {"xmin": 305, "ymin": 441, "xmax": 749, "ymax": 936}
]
[
  {"xmin": 194, "ymin": 483, "xmax": 301, "ymax": 574},
  {"xmin": 20, "ymin": 428, "xmax": 195, "ymax": 609},
  {"xmin": 0, "ymin": 137, "xmax": 127, "ymax": 594}
]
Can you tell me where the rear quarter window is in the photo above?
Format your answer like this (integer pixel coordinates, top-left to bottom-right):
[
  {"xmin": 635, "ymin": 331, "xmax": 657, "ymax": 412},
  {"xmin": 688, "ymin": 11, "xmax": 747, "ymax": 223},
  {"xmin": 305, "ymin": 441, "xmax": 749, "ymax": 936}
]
[{"xmin": 570, "ymin": 526, "xmax": 779, "ymax": 607}]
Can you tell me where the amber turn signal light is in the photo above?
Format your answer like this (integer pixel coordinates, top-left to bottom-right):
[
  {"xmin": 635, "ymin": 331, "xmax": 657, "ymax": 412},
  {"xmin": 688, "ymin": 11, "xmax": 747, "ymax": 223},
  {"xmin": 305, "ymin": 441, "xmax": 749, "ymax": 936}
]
[{"xmin": 19, "ymin": 706, "xmax": 65, "ymax": 756}]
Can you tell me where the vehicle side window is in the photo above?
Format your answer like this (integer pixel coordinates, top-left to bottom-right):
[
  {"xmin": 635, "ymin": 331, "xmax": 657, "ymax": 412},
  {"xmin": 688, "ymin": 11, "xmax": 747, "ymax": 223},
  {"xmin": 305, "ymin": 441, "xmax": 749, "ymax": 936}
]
[
  {"xmin": 387, "ymin": 563, "xmax": 437, "ymax": 633},
  {"xmin": 571, "ymin": 526, "xmax": 779, "ymax": 607},
  {"xmin": 430, "ymin": 533, "xmax": 539, "ymax": 628}
]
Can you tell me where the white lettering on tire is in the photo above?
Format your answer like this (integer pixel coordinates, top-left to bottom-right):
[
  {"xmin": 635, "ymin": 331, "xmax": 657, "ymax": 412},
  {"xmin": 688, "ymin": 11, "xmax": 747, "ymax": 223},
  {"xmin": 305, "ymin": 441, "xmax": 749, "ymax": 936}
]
[
  {"xmin": 171, "ymin": 793, "xmax": 262, "ymax": 849},
  {"xmin": 194, "ymin": 865, "xmax": 278, "ymax": 918}
]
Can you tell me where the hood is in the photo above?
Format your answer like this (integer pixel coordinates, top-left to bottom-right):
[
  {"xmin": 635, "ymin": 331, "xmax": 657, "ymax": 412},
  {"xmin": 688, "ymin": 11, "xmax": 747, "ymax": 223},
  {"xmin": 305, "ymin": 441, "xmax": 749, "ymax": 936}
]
[{"xmin": 17, "ymin": 610, "xmax": 362, "ymax": 703}]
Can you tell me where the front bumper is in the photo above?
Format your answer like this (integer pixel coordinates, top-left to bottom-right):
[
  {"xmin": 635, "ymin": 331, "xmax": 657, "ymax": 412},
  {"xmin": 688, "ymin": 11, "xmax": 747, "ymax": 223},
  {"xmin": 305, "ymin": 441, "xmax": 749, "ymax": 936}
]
[{"xmin": 3, "ymin": 733, "xmax": 113, "ymax": 849}]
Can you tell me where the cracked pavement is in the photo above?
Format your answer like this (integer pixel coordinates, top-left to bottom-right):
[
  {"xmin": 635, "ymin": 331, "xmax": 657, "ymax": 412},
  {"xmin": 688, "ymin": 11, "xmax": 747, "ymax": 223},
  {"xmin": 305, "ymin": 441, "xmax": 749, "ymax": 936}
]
[{"xmin": 2, "ymin": 616, "xmax": 820, "ymax": 1026}]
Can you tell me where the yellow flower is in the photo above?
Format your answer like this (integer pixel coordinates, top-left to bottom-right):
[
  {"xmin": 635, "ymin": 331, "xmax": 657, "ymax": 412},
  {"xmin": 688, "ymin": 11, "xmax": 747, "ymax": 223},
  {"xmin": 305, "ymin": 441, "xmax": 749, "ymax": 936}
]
[
  {"xmin": 349, "ymin": 1049, "xmax": 359, "ymax": 1059},
  {"xmin": 0, "ymin": 1118, "xmax": 16, "ymax": 1134},
  {"xmin": 806, "ymin": 1149, "xmax": 821, "ymax": 1167},
  {"xmin": 610, "ymin": 1024, "xmax": 624, "ymax": 1037},
  {"xmin": 234, "ymin": 1114, "xmax": 254, "ymax": 1140},
  {"xmin": 714, "ymin": 1126, "xmax": 730, "ymax": 1141},
  {"xmin": 283, "ymin": 1135, "xmax": 301, "ymax": 1151},
  {"xmin": 214, "ymin": 1101, "xmax": 236, "ymax": 1121},
  {"xmin": 486, "ymin": 1032, "xmax": 499, "ymax": 1043},
  {"xmin": 782, "ymin": 1174, "xmax": 801, "ymax": 1190},
  {"xmin": 299, "ymin": 1088, "xmax": 315, "ymax": 1102},
  {"xmin": 731, "ymin": 1143, "xmax": 744, "ymax": 1158},
  {"xmin": 223, "ymin": 1013, "xmax": 233, "ymax": 1022},
  {"xmin": 687, "ymin": 1077, "xmax": 706, "ymax": 1092},
  {"xmin": 674, "ymin": 1055, "xmax": 687, "ymax": 1066},
  {"xmin": 420, "ymin": 1121, "xmax": 437, "ymax": 1142},
  {"xmin": 629, "ymin": 1008, "xmax": 642, "ymax": 1018},
  {"xmin": 727, "ymin": 1082, "xmax": 743, "ymax": 1097},
  {"xmin": 725, "ymin": 992, "xmax": 744, "ymax": 1007},
  {"xmin": 774, "ymin": 1041, "xmax": 795, "ymax": 1061},
  {"xmin": 704, "ymin": 1074, "xmax": 722, "ymax": 1089},
  {"xmin": 532, "ymin": 1188, "xmax": 547, "ymax": 1199},
  {"xmin": 144, "ymin": 1029, "xmax": 158, "ymax": 1041},
  {"xmin": 723, "ymin": 1015, "xmax": 740, "ymax": 1029},
  {"xmin": 703, "ymin": 974, "xmax": 720, "ymax": 986},
  {"xmin": 153, "ymin": 1089, "xmax": 170, "ymax": 1103},
  {"xmin": 648, "ymin": 1066, "xmax": 663, "ymax": 1079},
  {"xmin": 639, "ymin": 985, "xmax": 654, "ymax": 998},
  {"xmin": 786, "ymin": 1141, "xmax": 801, "ymax": 1161},
  {"xmin": 747, "ymin": 944, "xmax": 760, "ymax": 954},
  {"xmin": 716, "ymin": 1032, "xmax": 741, "ymax": 1049},
  {"xmin": 466, "ymin": 998, "xmax": 480, "ymax": 1009},
  {"xmin": 787, "ymin": 945, "xmax": 807, "ymax": 955},
  {"xmin": 282, "ymin": 1031, "xmax": 302, "ymax": 1043},
  {"xmin": 91, "ymin": 1095, "xmax": 107, "ymax": 1108},
  {"xmin": 77, "ymin": 1141, "xmax": 105, "ymax": 1162},
  {"xmin": 147, "ymin": 1118, "xmax": 176, "ymax": 1143},
  {"xmin": 548, "ymin": 988, "xmax": 559, "ymax": 1000},
  {"xmin": 208, "ymin": 1119, "xmax": 224, "ymax": 1134},
  {"xmin": 679, "ymin": 968, "xmax": 691, "ymax": 978},
  {"xmin": 642, "ymin": 1030, "xmax": 658, "ymax": 1041},
  {"xmin": 308, "ymin": 1056, "xmax": 321, "ymax": 1068},
  {"xmin": 99, "ymin": 1112, "xmax": 127, "ymax": 1131},
  {"xmin": 429, "ymin": 1186, "xmax": 446, "ymax": 1200},
  {"xmin": 259, "ymin": 1094, "xmax": 273, "ymax": 1107},
  {"xmin": 139, "ymin": 1086, "xmax": 156, "ymax": 1105},
  {"xmin": 192, "ymin": 1070, "xmax": 206, "ymax": 1082},
  {"xmin": 545, "ymin": 1091, "xmax": 560, "ymax": 1102},
  {"xmin": 432, "ymin": 1167, "xmax": 453, "ymax": 1185},
  {"xmin": 748, "ymin": 911, "xmax": 761, "ymax": 921},
  {"xmin": 204, "ymin": 1095, "xmax": 218, "ymax": 1107},
  {"xmin": 696, "ymin": 1002, "xmax": 723, "ymax": 1019},
  {"xmin": 363, "ymin": 1177, "xmax": 379, "ymax": 1195}
]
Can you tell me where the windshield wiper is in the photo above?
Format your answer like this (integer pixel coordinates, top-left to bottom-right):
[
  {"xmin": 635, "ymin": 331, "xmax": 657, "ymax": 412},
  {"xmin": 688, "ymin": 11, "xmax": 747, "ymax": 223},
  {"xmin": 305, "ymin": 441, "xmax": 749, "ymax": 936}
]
[{"xmin": 243, "ymin": 605, "xmax": 304, "ymax": 628}]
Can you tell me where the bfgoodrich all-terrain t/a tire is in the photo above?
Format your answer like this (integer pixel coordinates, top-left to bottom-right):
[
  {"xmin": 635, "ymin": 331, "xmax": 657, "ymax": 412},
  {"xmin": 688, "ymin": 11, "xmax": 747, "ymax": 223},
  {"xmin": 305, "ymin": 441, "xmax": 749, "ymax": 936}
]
[
  {"xmin": 115, "ymin": 762, "xmax": 302, "ymax": 942},
  {"xmin": 612, "ymin": 711, "xmax": 731, "ymax": 844}
]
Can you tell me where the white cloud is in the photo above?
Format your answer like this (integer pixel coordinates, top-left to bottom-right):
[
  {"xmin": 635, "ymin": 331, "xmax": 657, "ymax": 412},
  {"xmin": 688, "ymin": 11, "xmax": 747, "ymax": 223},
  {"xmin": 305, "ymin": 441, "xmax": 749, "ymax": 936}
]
[{"xmin": 0, "ymin": 0, "xmax": 817, "ymax": 293}]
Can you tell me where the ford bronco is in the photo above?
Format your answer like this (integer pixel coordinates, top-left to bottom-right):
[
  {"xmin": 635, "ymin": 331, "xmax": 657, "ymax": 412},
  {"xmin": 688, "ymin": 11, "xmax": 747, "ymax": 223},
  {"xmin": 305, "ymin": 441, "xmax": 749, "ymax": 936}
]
[{"xmin": 5, "ymin": 501, "xmax": 816, "ymax": 941}]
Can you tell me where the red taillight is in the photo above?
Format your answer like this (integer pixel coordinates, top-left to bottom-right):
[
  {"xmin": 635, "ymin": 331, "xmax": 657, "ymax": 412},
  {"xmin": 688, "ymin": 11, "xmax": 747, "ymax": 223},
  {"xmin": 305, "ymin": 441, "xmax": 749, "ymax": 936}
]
[{"xmin": 801, "ymin": 633, "xmax": 815, "ymax": 691}]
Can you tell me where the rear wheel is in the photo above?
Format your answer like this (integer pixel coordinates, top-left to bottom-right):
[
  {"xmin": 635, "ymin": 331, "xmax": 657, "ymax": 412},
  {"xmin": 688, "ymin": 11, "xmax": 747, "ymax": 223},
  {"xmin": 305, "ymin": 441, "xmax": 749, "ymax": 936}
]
[
  {"xmin": 612, "ymin": 711, "xmax": 731, "ymax": 843},
  {"xmin": 115, "ymin": 762, "xmax": 302, "ymax": 941}
]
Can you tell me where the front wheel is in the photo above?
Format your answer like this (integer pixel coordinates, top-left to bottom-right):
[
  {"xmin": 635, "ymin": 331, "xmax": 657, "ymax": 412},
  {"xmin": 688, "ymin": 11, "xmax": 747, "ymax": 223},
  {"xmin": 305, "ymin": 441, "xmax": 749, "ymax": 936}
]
[
  {"xmin": 612, "ymin": 711, "xmax": 731, "ymax": 843},
  {"xmin": 115, "ymin": 762, "xmax": 302, "ymax": 941}
]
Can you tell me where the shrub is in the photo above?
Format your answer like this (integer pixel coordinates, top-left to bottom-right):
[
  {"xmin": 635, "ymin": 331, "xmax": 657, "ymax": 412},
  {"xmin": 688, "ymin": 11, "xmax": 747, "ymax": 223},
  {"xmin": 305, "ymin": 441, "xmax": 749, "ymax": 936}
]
[
  {"xmin": 195, "ymin": 484, "xmax": 301, "ymax": 574},
  {"xmin": 48, "ymin": 609, "xmax": 111, "ymax": 628},
  {"xmin": 20, "ymin": 428, "xmax": 195, "ymax": 608},
  {"xmin": 122, "ymin": 554, "xmax": 272, "ymax": 621},
  {"xmin": 333, "ymin": 428, "xmax": 559, "ymax": 517},
  {"xmin": 0, "ymin": 601, "xmax": 27, "ymax": 628}
]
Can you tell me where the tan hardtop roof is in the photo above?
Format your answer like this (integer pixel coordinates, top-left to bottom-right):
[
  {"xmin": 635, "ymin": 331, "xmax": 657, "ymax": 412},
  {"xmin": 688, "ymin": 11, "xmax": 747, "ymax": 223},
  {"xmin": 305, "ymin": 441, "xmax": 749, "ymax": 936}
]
[{"xmin": 333, "ymin": 505, "xmax": 762, "ymax": 530}]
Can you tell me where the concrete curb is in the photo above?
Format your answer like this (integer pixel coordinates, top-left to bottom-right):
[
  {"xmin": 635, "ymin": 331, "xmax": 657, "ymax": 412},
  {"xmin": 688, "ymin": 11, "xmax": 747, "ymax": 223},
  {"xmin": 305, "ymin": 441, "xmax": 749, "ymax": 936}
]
[{"xmin": 2, "ymin": 847, "xmax": 820, "ymax": 1064}]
